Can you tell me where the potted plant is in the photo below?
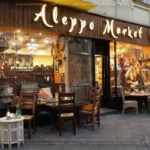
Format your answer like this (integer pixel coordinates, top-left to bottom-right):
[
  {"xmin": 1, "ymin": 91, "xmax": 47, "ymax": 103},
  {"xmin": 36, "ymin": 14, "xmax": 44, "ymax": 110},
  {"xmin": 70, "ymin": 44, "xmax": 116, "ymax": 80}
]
[{"xmin": 135, "ymin": 84, "xmax": 144, "ymax": 91}]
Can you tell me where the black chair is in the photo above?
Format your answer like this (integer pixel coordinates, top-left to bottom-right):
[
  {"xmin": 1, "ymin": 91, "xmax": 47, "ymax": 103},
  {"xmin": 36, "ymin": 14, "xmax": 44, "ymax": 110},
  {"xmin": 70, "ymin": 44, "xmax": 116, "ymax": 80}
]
[
  {"xmin": 58, "ymin": 92, "xmax": 76, "ymax": 136},
  {"xmin": 36, "ymin": 104, "xmax": 54, "ymax": 130}
]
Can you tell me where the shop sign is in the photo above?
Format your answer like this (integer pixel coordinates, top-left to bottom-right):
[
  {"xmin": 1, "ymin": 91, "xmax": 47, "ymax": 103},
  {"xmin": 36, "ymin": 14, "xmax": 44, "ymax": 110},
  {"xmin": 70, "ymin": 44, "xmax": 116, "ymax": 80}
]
[
  {"xmin": 34, "ymin": 4, "xmax": 143, "ymax": 39},
  {"xmin": 103, "ymin": 20, "xmax": 143, "ymax": 39},
  {"xmin": 34, "ymin": 4, "xmax": 94, "ymax": 34}
]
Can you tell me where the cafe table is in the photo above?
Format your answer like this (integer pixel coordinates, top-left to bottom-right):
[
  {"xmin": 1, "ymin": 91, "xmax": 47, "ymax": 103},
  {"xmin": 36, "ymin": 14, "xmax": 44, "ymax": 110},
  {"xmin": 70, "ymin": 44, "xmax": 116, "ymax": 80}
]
[
  {"xmin": 130, "ymin": 92, "xmax": 150, "ymax": 113},
  {"xmin": 0, "ymin": 116, "xmax": 24, "ymax": 149},
  {"xmin": 130, "ymin": 92, "xmax": 150, "ymax": 97},
  {"xmin": 38, "ymin": 100, "xmax": 90, "ymax": 128},
  {"xmin": 45, "ymin": 99, "xmax": 90, "ymax": 108}
]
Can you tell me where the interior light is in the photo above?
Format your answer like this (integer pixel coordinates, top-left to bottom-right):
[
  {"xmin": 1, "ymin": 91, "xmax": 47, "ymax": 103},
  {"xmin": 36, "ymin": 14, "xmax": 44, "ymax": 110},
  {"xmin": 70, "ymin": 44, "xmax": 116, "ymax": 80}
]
[
  {"xmin": 30, "ymin": 51, "xmax": 34, "ymax": 54},
  {"xmin": 12, "ymin": 42, "xmax": 16, "ymax": 45},
  {"xmin": 33, "ymin": 43, "xmax": 38, "ymax": 47},
  {"xmin": 30, "ymin": 37, "xmax": 35, "ymax": 42},
  {"xmin": 17, "ymin": 30, "xmax": 20, "ymax": 33},
  {"xmin": 37, "ymin": 51, "xmax": 44, "ymax": 55},
  {"xmin": 39, "ymin": 33, "xmax": 42, "ymax": 35},
  {"xmin": 19, "ymin": 37, "xmax": 23, "ymax": 41},
  {"xmin": 27, "ymin": 43, "xmax": 31, "ymax": 46},
  {"xmin": 31, "ymin": 39, "xmax": 34, "ymax": 42},
  {"xmin": 44, "ymin": 40, "xmax": 49, "ymax": 43}
]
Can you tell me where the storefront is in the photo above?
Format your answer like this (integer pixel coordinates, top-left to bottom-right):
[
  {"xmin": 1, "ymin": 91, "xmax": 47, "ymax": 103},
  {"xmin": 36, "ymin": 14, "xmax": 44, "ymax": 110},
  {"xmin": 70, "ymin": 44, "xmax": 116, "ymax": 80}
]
[{"xmin": 0, "ymin": 0, "xmax": 150, "ymax": 109}]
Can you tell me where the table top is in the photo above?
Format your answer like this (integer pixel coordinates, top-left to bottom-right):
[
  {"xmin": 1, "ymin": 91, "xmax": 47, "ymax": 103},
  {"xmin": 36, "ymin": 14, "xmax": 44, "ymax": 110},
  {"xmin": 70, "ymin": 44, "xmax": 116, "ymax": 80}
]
[
  {"xmin": 45, "ymin": 100, "xmax": 90, "ymax": 108},
  {"xmin": 130, "ymin": 92, "xmax": 150, "ymax": 96},
  {"xmin": 0, "ymin": 94, "xmax": 14, "ymax": 97},
  {"xmin": 0, "ymin": 116, "xmax": 24, "ymax": 123}
]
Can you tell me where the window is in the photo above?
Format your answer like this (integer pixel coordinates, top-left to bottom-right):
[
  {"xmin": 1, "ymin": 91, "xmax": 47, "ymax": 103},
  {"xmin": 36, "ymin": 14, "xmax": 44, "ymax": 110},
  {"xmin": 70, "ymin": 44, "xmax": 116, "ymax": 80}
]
[{"xmin": 135, "ymin": 0, "xmax": 150, "ymax": 5}]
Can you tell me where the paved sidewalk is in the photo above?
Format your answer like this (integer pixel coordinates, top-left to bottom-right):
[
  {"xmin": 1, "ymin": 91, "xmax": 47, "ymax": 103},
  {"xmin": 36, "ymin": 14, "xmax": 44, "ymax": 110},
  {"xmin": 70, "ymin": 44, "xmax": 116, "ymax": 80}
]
[{"xmin": 1, "ymin": 112, "xmax": 150, "ymax": 150}]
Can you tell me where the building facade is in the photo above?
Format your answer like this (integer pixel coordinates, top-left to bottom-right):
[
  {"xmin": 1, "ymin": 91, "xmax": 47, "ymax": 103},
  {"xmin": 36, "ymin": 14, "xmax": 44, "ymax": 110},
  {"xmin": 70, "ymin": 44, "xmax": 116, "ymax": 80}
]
[{"xmin": 0, "ymin": 0, "xmax": 150, "ymax": 109}]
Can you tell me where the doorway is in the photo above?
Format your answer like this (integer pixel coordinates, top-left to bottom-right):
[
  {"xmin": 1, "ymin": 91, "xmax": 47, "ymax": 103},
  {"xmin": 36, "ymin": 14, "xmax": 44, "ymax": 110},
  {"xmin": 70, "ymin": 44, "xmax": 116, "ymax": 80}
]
[
  {"xmin": 94, "ymin": 39, "xmax": 111, "ymax": 108},
  {"xmin": 95, "ymin": 55, "xmax": 102, "ymax": 86}
]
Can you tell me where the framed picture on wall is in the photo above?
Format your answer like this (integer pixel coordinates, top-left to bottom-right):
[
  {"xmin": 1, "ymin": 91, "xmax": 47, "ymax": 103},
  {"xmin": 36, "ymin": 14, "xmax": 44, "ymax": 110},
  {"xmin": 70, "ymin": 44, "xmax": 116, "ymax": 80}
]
[{"xmin": 60, "ymin": 73, "xmax": 65, "ymax": 83}]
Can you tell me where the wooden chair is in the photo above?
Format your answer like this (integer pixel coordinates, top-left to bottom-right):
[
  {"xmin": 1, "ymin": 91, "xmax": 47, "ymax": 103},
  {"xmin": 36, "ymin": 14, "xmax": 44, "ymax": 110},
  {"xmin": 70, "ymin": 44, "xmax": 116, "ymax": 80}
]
[
  {"xmin": 20, "ymin": 92, "xmax": 36, "ymax": 139},
  {"xmin": 121, "ymin": 88, "xmax": 138, "ymax": 115},
  {"xmin": 79, "ymin": 88, "xmax": 102, "ymax": 130},
  {"xmin": 58, "ymin": 92, "xmax": 76, "ymax": 136}
]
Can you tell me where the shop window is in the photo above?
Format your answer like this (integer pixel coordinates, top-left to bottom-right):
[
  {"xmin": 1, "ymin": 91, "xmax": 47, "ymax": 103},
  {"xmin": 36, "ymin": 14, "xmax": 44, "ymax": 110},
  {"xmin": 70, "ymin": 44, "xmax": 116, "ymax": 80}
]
[
  {"xmin": 0, "ymin": 29, "xmax": 67, "ymax": 96},
  {"xmin": 110, "ymin": 42, "xmax": 150, "ymax": 96}
]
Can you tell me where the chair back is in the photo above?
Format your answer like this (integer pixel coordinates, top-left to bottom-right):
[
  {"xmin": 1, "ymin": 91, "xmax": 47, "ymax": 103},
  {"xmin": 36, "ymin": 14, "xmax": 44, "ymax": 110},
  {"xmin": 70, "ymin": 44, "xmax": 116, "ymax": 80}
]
[
  {"xmin": 92, "ymin": 88, "xmax": 102, "ymax": 113},
  {"xmin": 120, "ymin": 88, "xmax": 125, "ymax": 104},
  {"xmin": 20, "ymin": 92, "xmax": 36, "ymax": 115},
  {"xmin": 88, "ymin": 87, "xmax": 96, "ymax": 101},
  {"xmin": 58, "ymin": 92, "xmax": 75, "ymax": 115}
]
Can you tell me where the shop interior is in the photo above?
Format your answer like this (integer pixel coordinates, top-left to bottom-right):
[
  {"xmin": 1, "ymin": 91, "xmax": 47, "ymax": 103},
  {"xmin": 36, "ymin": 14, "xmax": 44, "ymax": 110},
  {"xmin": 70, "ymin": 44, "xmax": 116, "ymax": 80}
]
[
  {"xmin": 0, "ymin": 29, "xmax": 65, "ymax": 98},
  {"xmin": 109, "ymin": 41, "xmax": 150, "ymax": 96},
  {"xmin": 1, "ymin": 27, "xmax": 150, "ymax": 110},
  {"xmin": 0, "ymin": 28, "xmax": 94, "ymax": 109}
]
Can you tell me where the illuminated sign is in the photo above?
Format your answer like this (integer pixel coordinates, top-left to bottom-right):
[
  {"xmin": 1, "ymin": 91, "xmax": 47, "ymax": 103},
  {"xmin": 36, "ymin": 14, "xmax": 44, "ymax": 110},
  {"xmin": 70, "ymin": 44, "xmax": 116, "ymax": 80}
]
[
  {"xmin": 34, "ymin": 4, "xmax": 143, "ymax": 39},
  {"xmin": 34, "ymin": 4, "xmax": 94, "ymax": 34},
  {"xmin": 103, "ymin": 20, "xmax": 143, "ymax": 39}
]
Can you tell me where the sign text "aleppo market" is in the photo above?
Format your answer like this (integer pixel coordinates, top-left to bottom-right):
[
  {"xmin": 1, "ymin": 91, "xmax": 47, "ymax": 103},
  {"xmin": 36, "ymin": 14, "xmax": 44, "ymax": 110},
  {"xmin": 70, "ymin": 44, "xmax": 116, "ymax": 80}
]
[{"xmin": 34, "ymin": 4, "xmax": 143, "ymax": 39}]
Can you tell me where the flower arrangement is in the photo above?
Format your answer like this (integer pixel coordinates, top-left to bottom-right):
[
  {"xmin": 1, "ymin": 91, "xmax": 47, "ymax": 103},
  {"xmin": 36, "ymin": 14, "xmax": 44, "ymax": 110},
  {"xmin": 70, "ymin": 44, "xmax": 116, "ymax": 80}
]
[{"xmin": 135, "ymin": 84, "xmax": 144, "ymax": 91}]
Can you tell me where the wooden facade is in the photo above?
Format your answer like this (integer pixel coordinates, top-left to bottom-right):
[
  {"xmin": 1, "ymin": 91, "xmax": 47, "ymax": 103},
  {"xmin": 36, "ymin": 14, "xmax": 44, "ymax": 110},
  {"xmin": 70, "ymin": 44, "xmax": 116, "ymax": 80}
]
[{"xmin": 0, "ymin": 0, "xmax": 149, "ymax": 45}]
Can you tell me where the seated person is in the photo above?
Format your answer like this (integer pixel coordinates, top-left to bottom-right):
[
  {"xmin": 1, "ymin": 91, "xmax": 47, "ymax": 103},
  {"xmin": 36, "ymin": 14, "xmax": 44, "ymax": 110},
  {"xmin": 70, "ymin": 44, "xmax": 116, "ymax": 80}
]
[{"xmin": 80, "ymin": 82, "xmax": 102, "ymax": 111}]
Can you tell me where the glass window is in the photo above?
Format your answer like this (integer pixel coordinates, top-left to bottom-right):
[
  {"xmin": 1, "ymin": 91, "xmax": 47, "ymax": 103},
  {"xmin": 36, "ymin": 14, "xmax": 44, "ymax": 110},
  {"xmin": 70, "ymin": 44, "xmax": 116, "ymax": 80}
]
[
  {"xmin": 136, "ymin": 0, "xmax": 150, "ymax": 5},
  {"xmin": 110, "ymin": 42, "xmax": 150, "ymax": 96}
]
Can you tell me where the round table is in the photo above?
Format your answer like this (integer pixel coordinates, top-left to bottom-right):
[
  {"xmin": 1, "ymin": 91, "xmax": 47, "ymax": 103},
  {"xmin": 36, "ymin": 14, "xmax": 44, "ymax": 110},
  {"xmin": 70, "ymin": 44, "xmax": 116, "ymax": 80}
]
[{"xmin": 0, "ymin": 116, "xmax": 24, "ymax": 149}]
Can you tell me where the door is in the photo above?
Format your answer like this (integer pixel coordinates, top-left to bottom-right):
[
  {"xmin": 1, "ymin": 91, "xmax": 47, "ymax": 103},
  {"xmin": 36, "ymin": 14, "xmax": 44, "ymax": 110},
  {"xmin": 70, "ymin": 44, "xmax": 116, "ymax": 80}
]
[{"xmin": 94, "ymin": 40, "xmax": 111, "ymax": 108}]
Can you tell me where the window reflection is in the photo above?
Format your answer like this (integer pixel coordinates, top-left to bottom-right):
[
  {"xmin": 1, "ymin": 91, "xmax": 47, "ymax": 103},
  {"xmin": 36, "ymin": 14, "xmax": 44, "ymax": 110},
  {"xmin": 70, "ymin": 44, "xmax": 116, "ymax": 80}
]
[{"xmin": 137, "ymin": 0, "xmax": 150, "ymax": 5}]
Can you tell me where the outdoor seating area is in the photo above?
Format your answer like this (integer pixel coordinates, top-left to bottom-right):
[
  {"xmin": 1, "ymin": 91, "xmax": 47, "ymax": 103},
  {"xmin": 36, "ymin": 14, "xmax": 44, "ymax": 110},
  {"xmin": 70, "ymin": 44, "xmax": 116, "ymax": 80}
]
[{"xmin": 0, "ymin": 86, "xmax": 102, "ymax": 149}]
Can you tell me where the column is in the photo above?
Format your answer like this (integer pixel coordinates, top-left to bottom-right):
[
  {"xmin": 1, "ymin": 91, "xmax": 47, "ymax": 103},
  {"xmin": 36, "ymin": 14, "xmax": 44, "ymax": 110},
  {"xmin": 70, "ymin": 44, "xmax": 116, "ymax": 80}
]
[{"xmin": 64, "ymin": 40, "xmax": 70, "ymax": 92}]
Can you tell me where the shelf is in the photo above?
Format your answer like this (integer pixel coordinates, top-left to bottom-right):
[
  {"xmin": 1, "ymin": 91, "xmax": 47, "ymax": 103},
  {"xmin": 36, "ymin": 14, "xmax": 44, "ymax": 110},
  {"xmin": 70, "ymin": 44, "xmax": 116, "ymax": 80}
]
[
  {"xmin": 0, "ymin": 78, "xmax": 7, "ymax": 81},
  {"xmin": 71, "ymin": 83, "xmax": 91, "ymax": 87},
  {"xmin": 70, "ymin": 52, "xmax": 90, "ymax": 56},
  {"xmin": 138, "ymin": 59, "xmax": 150, "ymax": 62}
]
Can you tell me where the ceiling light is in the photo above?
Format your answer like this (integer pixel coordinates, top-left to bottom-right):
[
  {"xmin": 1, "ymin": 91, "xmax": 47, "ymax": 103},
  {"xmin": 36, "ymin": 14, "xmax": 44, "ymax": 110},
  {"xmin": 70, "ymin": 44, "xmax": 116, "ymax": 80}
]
[
  {"xmin": 30, "ymin": 51, "xmax": 34, "ymax": 54},
  {"xmin": 31, "ymin": 38, "xmax": 35, "ymax": 42},
  {"xmin": 39, "ymin": 33, "xmax": 42, "ymax": 35},
  {"xmin": 17, "ymin": 30, "xmax": 20, "ymax": 33},
  {"xmin": 44, "ymin": 40, "xmax": 49, "ymax": 43},
  {"xmin": 27, "ymin": 43, "xmax": 31, "ymax": 46},
  {"xmin": 19, "ymin": 37, "xmax": 23, "ymax": 41},
  {"xmin": 27, "ymin": 43, "xmax": 38, "ymax": 50},
  {"xmin": 37, "ymin": 51, "xmax": 44, "ymax": 55},
  {"xmin": 33, "ymin": 43, "xmax": 38, "ymax": 47},
  {"xmin": 28, "ymin": 47, "xmax": 37, "ymax": 50},
  {"xmin": 12, "ymin": 42, "xmax": 16, "ymax": 45}
]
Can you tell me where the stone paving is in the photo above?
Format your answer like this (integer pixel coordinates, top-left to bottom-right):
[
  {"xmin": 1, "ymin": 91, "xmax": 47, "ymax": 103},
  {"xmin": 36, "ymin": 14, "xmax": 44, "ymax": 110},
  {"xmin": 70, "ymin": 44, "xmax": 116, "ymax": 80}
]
[{"xmin": 1, "ymin": 112, "xmax": 150, "ymax": 150}]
